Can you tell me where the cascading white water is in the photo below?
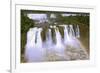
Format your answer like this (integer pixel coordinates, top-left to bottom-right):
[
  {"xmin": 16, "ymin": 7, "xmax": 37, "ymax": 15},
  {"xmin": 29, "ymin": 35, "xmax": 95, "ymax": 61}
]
[
  {"xmin": 69, "ymin": 25, "xmax": 75, "ymax": 37},
  {"xmin": 45, "ymin": 29, "xmax": 54, "ymax": 51},
  {"xmin": 54, "ymin": 27, "xmax": 66, "ymax": 58},
  {"xmin": 46, "ymin": 29, "xmax": 52, "ymax": 46},
  {"xmin": 63, "ymin": 25, "xmax": 81, "ymax": 48},
  {"xmin": 25, "ymin": 24, "xmax": 88, "ymax": 62},
  {"xmin": 26, "ymin": 27, "xmax": 37, "ymax": 48},
  {"xmin": 75, "ymin": 25, "xmax": 80, "ymax": 38},
  {"xmin": 25, "ymin": 28, "xmax": 45, "ymax": 62},
  {"xmin": 64, "ymin": 25, "xmax": 71, "ymax": 45},
  {"xmin": 35, "ymin": 28, "xmax": 43, "ymax": 48},
  {"xmin": 55, "ymin": 27, "xmax": 63, "ymax": 48}
]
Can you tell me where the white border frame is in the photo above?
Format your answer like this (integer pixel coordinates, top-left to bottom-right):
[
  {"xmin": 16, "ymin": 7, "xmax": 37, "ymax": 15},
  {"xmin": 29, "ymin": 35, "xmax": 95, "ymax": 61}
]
[{"xmin": 11, "ymin": 4, "xmax": 96, "ymax": 73}]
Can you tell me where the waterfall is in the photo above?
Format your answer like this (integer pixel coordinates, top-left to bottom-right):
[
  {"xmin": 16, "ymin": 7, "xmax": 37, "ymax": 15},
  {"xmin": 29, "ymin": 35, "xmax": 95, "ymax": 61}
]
[
  {"xmin": 25, "ymin": 24, "xmax": 88, "ymax": 62},
  {"xmin": 55, "ymin": 27, "xmax": 63, "ymax": 47},
  {"xmin": 69, "ymin": 25, "xmax": 75, "ymax": 37},
  {"xmin": 26, "ymin": 27, "xmax": 37, "ymax": 48},
  {"xmin": 64, "ymin": 25, "xmax": 71, "ymax": 45},
  {"xmin": 54, "ymin": 27, "xmax": 65, "ymax": 57},
  {"xmin": 45, "ymin": 28, "xmax": 54, "ymax": 52},
  {"xmin": 35, "ymin": 28, "xmax": 43, "ymax": 48},
  {"xmin": 75, "ymin": 25, "xmax": 80, "ymax": 38},
  {"xmin": 63, "ymin": 25, "xmax": 80, "ymax": 48},
  {"xmin": 46, "ymin": 29, "xmax": 53, "ymax": 46},
  {"xmin": 25, "ymin": 27, "xmax": 45, "ymax": 62}
]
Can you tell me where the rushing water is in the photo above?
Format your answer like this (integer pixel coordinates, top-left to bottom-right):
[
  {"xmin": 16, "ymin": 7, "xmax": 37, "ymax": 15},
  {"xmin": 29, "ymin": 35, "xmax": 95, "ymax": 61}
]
[{"xmin": 25, "ymin": 24, "xmax": 88, "ymax": 62}]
